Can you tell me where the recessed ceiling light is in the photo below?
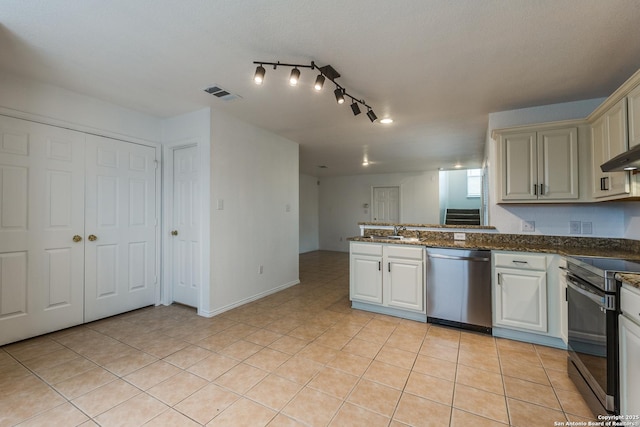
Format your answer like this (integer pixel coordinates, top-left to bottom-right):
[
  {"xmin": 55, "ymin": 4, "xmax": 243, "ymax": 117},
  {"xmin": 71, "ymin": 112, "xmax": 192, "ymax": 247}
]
[
  {"xmin": 454, "ymin": 163, "xmax": 462, "ymax": 168},
  {"xmin": 362, "ymin": 160, "xmax": 369, "ymax": 166},
  {"xmin": 380, "ymin": 118, "xmax": 393, "ymax": 124}
]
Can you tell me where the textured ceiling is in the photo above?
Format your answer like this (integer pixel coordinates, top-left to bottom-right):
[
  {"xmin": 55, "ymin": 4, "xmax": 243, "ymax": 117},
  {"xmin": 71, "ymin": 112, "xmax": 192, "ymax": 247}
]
[{"xmin": 2, "ymin": 0, "xmax": 640, "ymax": 176}]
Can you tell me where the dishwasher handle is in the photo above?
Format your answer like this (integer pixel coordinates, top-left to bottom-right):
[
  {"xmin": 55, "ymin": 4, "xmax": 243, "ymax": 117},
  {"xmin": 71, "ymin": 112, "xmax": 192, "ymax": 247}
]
[{"xmin": 427, "ymin": 253, "xmax": 490, "ymax": 262}]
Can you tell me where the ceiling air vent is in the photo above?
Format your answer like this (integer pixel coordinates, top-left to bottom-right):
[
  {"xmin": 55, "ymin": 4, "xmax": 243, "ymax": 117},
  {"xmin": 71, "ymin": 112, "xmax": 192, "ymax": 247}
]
[{"xmin": 204, "ymin": 85, "xmax": 241, "ymax": 101}]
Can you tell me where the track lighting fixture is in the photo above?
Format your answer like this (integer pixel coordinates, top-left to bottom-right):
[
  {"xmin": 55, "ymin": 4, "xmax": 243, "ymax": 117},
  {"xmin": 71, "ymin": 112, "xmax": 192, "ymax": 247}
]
[
  {"xmin": 251, "ymin": 60, "xmax": 383, "ymax": 123},
  {"xmin": 254, "ymin": 65, "xmax": 266, "ymax": 84},
  {"xmin": 350, "ymin": 101, "xmax": 361, "ymax": 116},
  {"xmin": 289, "ymin": 68, "xmax": 300, "ymax": 86}
]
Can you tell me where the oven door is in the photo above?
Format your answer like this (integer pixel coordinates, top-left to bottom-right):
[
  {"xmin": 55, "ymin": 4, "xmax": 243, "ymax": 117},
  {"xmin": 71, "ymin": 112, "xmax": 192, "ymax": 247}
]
[{"xmin": 566, "ymin": 274, "xmax": 617, "ymax": 413}]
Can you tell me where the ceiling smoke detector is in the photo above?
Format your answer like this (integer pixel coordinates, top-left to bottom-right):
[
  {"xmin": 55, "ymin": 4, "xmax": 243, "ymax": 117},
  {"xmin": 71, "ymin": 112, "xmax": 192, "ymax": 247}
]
[{"xmin": 204, "ymin": 85, "xmax": 241, "ymax": 101}]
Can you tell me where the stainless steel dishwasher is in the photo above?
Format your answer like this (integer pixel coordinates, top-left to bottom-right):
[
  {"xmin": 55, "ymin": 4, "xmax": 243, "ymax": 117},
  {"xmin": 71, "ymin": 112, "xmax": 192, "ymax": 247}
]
[{"xmin": 426, "ymin": 247, "xmax": 492, "ymax": 333}]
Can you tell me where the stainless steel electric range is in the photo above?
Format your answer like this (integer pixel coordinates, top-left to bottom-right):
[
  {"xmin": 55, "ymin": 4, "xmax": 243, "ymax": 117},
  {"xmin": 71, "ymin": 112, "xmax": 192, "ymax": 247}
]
[{"xmin": 565, "ymin": 255, "xmax": 640, "ymax": 416}]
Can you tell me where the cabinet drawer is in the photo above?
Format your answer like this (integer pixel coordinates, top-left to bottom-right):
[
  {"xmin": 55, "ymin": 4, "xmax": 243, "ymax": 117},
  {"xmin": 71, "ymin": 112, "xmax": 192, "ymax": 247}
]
[
  {"xmin": 621, "ymin": 285, "xmax": 640, "ymax": 325},
  {"xmin": 351, "ymin": 242, "xmax": 383, "ymax": 256},
  {"xmin": 493, "ymin": 252, "xmax": 547, "ymax": 271},
  {"xmin": 384, "ymin": 245, "xmax": 424, "ymax": 260}
]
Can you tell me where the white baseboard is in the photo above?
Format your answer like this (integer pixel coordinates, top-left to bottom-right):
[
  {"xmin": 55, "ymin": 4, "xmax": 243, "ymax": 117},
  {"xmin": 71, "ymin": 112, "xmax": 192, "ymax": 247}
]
[{"xmin": 197, "ymin": 279, "xmax": 300, "ymax": 318}]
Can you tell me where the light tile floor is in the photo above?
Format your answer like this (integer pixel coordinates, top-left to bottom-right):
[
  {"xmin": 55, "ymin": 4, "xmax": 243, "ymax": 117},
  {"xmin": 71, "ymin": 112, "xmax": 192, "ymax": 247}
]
[{"xmin": 0, "ymin": 250, "xmax": 597, "ymax": 426}]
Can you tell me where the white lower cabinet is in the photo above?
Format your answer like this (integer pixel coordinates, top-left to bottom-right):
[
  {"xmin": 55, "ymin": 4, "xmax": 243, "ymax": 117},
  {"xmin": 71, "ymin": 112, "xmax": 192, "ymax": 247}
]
[
  {"xmin": 384, "ymin": 246, "xmax": 424, "ymax": 312},
  {"xmin": 619, "ymin": 285, "xmax": 640, "ymax": 416},
  {"xmin": 350, "ymin": 242, "xmax": 425, "ymax": 319},
  {"xmin": 493, "ymin": 252, "xmax": 549, "ymax": 334},
  {"xmin": 558, "ymin": 257, "xmax": 569, "ymax": 344},
  {"xmin": 350, "ymin": 252, "xmax": 383, "ymax": 304}
]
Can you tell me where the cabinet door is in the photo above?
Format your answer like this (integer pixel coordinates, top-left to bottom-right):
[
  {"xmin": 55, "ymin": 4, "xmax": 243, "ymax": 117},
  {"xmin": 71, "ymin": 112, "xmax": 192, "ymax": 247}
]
[
  {"xmin": 591, "ymin": 116, "xmax": 609, "ymax": 198},
  {"xmin": 0, "ymin": 116, "xmax": 85, "ymax": 346},
  {"xmin": 385, "ymin": 258, "xmax": 423, "ymax": 312},
  {"xmin": 494, "ymin": 267, "xmax": 547, "ymax": 332},
  {"xmin": 350, "ymin": 254, "xmax": 383, "ymax": 304},
  {"xmin": 559, "ymin": 260, "xmax": 568, "ymax": 344},
  {"xmin": 605, "ymin": 99, "xmax": 630, "ymax": 196},
  {"xmin": 628, "ymin": 85, "xmax": 640, "ymax": 149},
  {"xmin": 501, "ymin": 132, "xmax": 538, "ymax": 200},
  {"xmin": 538, "ymin": 128, "xmax": 579, "ymax": 200},
  {"xmin": 619, "ymin": 315, "xmax": 640, "ymax": 416}
]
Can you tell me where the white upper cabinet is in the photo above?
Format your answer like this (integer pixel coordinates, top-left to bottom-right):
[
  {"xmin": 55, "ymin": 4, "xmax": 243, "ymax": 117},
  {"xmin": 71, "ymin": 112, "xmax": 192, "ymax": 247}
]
[
  {"xmin": 627, "ymin": 83, "xmax": 640, "ymax": 149},
  {"xmin": 591, "ymin": 99, "xmax": 630, "ymax": 199},
  {"xmin": 498, "ymin": 126, "xmax": 579, "ymax": 203},
  {"xmin": 587, "ymin": 68, "xmax": 640, "ymax": 201}
]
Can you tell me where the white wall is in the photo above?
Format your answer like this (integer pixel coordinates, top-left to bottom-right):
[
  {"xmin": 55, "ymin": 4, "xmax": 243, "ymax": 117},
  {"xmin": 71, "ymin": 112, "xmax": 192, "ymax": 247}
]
[
  {"xmin": 624, "ymin": 203, "xmax": 640, "ymax": 240},
  {"xmin": 299, "ymin": 174, "xmax": 320, "ymax": 253},
  {"xmin": 319, "ymin": 171, "xmax": 439, "ymax": 252},
  {"xmin": 209, "ymin": 110, "xmax": 299, "ymax": 315},
  {"xmin": 0, "ymin": 71, "xmax": 161, "ymax": 143},
  {"xmin": 486, "ymin": 98, "xmax": 629, "ymax": 237}
]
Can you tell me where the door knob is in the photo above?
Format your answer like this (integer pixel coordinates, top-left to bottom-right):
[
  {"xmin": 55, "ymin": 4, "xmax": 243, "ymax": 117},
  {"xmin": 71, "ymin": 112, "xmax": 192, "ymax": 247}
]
[
  {"xmin": 171, "ymin": 230, "xmax": 178, "ymax": 236},
  {"xmin": 88, "ymin": 234, "xmax": 97, "ymax": 241},
  {"xmin": 72, "ymin": 235, "xmax": 82, "ymax": 243}
]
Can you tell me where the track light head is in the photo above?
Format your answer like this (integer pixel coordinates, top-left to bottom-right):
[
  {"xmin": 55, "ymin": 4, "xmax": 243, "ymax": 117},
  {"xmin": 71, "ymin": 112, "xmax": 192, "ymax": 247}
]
[
  {"xmin": 254, "ymin": 65, "xmax": 266, "ymax": 84},
  {"xmin": 367, "ymin": 109, "xmax": 378, "ymax": 122},
  {"xmin": 334, "ymin": 88, "xmax": 345, "ymax": 104},
  {"xmin": 289, "ymin": 68, "xmax": 300, "ymax": 86},
  {"xmin": 314, "ymin": 75, "xmax": 325, "ymax": 91},
  {"xmin": 350, "ymin": 101, "xmax": 361, "ymax": 116}
]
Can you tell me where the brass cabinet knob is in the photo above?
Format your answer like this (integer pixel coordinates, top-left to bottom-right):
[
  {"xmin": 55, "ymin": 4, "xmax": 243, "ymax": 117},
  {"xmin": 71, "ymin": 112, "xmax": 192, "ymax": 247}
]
[
  {"xmin": 88, "ymin": 234, "xmax": 97, "ymax": 241},
  {"xmin": 171, "ymin": 230, "xmax": 178, "ymax": 236},
  {"xmin": 72, "ymin": 235, "xmax": 82, "ymax": 243}
]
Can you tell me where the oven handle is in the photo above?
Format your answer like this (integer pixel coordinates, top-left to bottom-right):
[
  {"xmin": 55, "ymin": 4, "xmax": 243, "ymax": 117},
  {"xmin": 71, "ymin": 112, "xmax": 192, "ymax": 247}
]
[{"xmin": 566, "ymin": 277, "xmax": 605, "ymax": 308}]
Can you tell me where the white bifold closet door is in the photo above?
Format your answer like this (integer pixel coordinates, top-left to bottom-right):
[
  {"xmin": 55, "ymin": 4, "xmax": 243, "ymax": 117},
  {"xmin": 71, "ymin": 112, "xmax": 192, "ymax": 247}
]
[
  {"xmin": 84, "ymin": 134, "xmax": 157, "ymax": 322},
  {"xmin": 0, "ymin": 116, "xmax": 85, "ymax": 345},
  {"xmin": 0, "ymin": 116, "xmax": 157, "ymax": 345}
]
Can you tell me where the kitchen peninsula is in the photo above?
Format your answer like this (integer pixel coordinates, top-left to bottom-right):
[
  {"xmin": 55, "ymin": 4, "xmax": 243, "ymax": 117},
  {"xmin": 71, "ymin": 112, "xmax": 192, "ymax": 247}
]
[{"xmin": 348, "ymin": 222, "xmax": 640, "ymax": 350}]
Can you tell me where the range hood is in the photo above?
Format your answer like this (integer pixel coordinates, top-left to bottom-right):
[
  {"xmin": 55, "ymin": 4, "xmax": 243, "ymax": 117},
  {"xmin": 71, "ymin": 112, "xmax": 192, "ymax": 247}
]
[{"xmin": 601, "ymin": 144, "xmax": 640, "ymax": 172}]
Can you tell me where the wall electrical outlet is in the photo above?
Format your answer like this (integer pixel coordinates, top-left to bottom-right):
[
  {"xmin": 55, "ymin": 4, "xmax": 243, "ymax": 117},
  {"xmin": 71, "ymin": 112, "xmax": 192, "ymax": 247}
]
[
  {"xmin": 521, "ymin": 220, "xmax": 535, "ymax": 232},
  {"xmin": 569, "ymin": 221, "xmax": 581, "ymax": 235},
  {"xmin": 453, "ymin": 232, "xmax": 466, "ymax": 241},
  {"xmin": 582, "ymin": 222, "xmax": 593, "ymax": 234}
]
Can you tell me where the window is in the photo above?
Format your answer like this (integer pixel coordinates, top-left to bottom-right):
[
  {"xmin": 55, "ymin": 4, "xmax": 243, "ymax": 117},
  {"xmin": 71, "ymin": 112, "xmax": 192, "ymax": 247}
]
[{"xmin": 467, "ymin": 169, "xmax": 482, "ymax": 198}]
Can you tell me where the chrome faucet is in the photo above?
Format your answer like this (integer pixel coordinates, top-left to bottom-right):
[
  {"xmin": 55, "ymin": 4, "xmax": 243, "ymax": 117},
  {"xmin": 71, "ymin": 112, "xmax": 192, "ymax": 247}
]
[{"xmin": 393, "ymin": 225, "xmax": 406, "ymax": 235}]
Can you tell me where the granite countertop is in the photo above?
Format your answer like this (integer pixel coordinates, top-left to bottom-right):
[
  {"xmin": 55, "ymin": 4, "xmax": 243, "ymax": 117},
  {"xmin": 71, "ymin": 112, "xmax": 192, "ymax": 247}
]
[
  {"xmin": 617, "ymin": 273, "xmax": 640, "ymax": 289},
  {"xmin": 359, "ymin": 221, "xmax": 497, "ymax": 230},
  {"xmin": 348, "ymin": 235, "xmax": 640, "ymax": 260},
  {"xmin": 347, "ymin": 229, "xmax": 640, "ymax": 261}
]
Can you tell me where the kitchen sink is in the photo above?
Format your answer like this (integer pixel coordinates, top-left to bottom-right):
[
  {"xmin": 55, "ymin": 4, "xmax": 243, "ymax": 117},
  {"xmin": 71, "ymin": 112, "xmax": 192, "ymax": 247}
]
[{"xmin": 368, "ymin": 235, "xmax": 419, "ymax": 242}]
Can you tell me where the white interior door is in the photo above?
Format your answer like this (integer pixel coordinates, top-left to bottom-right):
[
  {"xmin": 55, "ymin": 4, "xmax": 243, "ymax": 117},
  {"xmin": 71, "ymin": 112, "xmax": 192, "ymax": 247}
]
[
  {"xmin": 0, "ymin": 116, "xmax": 85, "ymax": 345},
  {"xmin": 84, "ymin": 134, "xmax": 157, "ymax": 322},
  {"xmin": 171, "ymin": 145, "xmax": 200, "ymax": 307},
  {"xmin": 372, "ymin": 186, "xmax": 400, "ymax": 222}
]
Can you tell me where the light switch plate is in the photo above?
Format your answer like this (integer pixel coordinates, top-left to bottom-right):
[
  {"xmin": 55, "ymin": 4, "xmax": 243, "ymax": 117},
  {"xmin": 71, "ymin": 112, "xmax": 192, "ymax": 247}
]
[{"xmin": 582, "ymin": 222, "xmax": 593, "ymax": 234}]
